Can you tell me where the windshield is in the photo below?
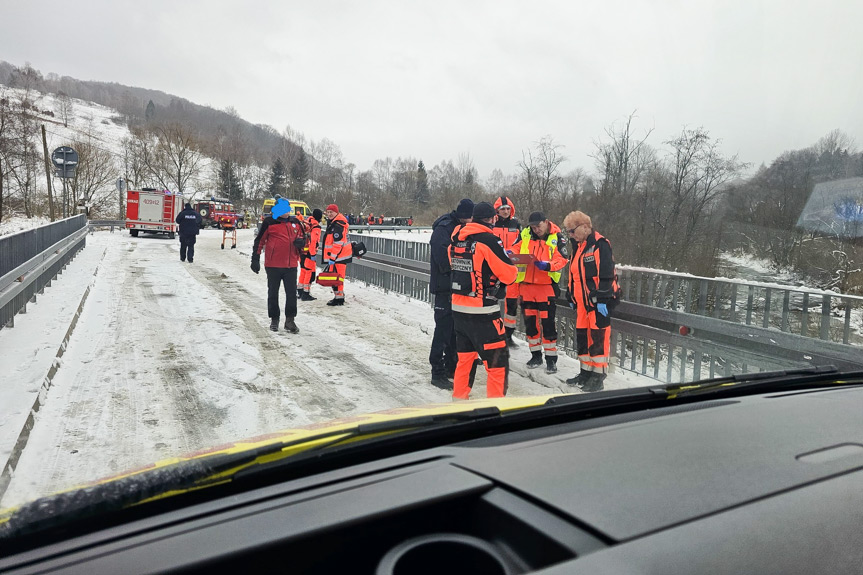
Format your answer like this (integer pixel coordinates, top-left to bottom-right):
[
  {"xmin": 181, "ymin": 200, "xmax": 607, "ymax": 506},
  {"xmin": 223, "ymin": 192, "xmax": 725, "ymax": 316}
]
[{"xmin": 0, "ymin": 0, "xmax": 862, "ymax": 517}]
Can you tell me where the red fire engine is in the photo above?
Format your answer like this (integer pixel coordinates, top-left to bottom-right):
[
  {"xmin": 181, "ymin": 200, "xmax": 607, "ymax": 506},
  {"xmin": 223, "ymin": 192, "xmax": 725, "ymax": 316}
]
[
  {"xmin": 125, "ymin": 189, "xmax": 183, "ymax": 238},
  {"xmin": 193, "ymin": 198, "xmax": 242, "ymax": 229}
]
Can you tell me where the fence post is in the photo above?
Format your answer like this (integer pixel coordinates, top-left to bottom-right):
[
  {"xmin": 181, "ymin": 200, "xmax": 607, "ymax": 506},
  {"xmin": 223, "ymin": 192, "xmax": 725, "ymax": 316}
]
[{"xmin": 820, "ymin": 295, "xmax": 831, "ymax": 341}]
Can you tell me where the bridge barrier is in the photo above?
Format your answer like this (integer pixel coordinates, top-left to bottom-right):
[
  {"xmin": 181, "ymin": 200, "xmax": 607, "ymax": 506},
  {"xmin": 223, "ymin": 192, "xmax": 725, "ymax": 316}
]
[
  {"xmin": 345, "ymin": 233, "xmax": 863, "ymax": 383},
  {"xmin": 0, "ymin": 215, "xmax": 87, "ymax": 330}
]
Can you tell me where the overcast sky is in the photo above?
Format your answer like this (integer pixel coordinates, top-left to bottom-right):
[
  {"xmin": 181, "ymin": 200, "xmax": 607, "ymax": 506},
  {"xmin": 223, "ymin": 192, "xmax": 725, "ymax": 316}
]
[{"xmin": 2, "ymin": 0, "xmax": 862, "ymax": 178}]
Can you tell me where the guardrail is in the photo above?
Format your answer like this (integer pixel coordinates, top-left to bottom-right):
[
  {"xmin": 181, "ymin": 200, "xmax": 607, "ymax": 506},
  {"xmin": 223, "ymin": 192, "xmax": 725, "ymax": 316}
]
[
  {"xmin": 0, "ymin": 215, "xmax": 87, "ymax": 330},
  {"xmin": 345, "ymin": 233, "xmax": 863, "ymax": 383},
  {"xmin": 351, "ymin": 225, "xmax": 431, "ymax": 233},
  {"xmin": 88, "ymin": 219, "xmax": 126, "ymax": 232}
]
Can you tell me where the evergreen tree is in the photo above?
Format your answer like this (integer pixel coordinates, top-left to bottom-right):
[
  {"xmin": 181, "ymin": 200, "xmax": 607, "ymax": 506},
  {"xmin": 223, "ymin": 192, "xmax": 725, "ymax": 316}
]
[
  {"xmin": 218, "ymin": 160, "xmax": 243, "ymax": 203},
  {"xmin": 290, "ymin": 148, "xmax": 310, "ymax": 197},
  {"xmin": 415, "ymin": 160, "xmax": 429, "ymax": 205},
  {"xmin": 145, "ymin": 100, "xmax": 155, "ymax": 121},
  {"xmin": 268, "ymin": 157, "xmax": 287, "ymax": 197}
]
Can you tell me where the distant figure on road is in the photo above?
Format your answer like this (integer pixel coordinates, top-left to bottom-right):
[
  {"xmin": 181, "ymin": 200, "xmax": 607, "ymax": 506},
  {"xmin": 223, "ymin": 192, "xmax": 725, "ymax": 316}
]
[
  {"xmin": 176, "ymin": 202, "xmax": 201, "ymax": 263},
  {"xmin": 219, "ymin": 214, "xmax": 237, "ymax": 249}
]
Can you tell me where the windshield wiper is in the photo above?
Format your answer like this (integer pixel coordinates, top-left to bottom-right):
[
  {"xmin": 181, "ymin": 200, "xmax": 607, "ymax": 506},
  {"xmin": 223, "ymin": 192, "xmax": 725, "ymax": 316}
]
[
  {"xmin": 666, "ymin": 365, "xmax": 863, "ymax": 398},
  {"xmin": 0, "ymin": 407, "xmax": 502, "ymax": 545}
]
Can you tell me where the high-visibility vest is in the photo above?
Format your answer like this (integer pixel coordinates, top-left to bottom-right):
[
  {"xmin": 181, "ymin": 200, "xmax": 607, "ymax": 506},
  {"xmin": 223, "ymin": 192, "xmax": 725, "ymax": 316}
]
[{"xmin": 516, "ymin": 227, "xmax": 561, "ymax": 283}]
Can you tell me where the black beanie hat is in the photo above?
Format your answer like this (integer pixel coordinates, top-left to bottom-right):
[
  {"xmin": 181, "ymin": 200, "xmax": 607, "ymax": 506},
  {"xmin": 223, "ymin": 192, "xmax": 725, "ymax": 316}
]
[
  {"xmin": 472, "ymin": 202, "xmax": 495, "ymax": 220},
  {"xmin": 455, "ymin": 198, "xmax": 474, "ymax": 219},
  {"xmin": 312, "ymin": 208, "xmax": 323, "ymax": 221}
]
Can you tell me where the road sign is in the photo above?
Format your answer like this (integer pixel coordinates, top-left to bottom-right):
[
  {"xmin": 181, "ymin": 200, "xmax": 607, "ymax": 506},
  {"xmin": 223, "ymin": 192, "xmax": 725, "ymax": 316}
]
[
  {"xmin": 116, "ymin": 178, "xmax": 127, "ymax": 193},
  {"xmin": 51, "ymin": 146, "xmax": 79, "ymax": 179}
]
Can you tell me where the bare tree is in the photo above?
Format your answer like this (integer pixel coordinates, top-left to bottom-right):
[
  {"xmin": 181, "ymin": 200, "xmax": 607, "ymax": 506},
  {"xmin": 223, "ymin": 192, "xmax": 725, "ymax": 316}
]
[
  {"xmin": 54, "ymin": 91, "xmax": 73, "ymax": 127},
  {"xmin": 144, "ymin": 123, "xmax": 204, "ymax": 197},
  {"xmin": 68, "ymin": 135, "xmax": 118, "ymax": 217}
]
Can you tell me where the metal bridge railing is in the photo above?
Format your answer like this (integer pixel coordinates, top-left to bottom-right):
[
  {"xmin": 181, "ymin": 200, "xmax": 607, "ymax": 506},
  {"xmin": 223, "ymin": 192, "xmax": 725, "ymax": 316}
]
[
  {"xmin": 618, "ymin": 266, "xmax": 863, "ymax": 346},
  {"xmin": 0, "ymin": 215, "xmax": 87, "ymax": 330},
  {"xmin": 343, "ymin": 233, "xmax": 863, "ymax": 383}
]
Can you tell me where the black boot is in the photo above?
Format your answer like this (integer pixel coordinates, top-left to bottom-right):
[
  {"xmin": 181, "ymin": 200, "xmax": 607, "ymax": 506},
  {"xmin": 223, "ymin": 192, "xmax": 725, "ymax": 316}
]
[
  {"xmin": 269, "ymin": 318, "xmax": 279, "ymax": 332},
  {"xmin": 284, "ymin": 317, "xmax": 299, "ymax": 334},
  {"xmin": 299, "ymin": 291, "xmax": 316, "ymax": 301},
  {"xmin": 221, "ymin": 243, "xmax": 225, "ymax": 249},
  {"xmin": 526, "ymin": 351, "xmax": 543, "ymax": 369},
  {"xmin": 430, "ymin": 374, "xmax": 452, "ymax": 390},
  {"xmin": 326, "ymin": 298, "xmax": 345, "ymax": 306},
  {"xmin": 545, "ymin": 356, "xmax": 558, "ymax": 374},
  {"xmin": 566, "ymin": 371, "xmax": 588, "ymax": 386},
  {"xmin": 579, "ymin": 372, "xmax": 606, "ymax": 392},
  {"xmin": 297, "ymin": 289, "xmax": 304, "ymax": 298}
]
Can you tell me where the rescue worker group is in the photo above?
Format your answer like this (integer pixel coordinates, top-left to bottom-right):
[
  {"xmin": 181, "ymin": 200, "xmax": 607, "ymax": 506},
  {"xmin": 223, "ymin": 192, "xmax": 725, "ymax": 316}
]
[{"xmin": 176, "ymin": 196, "xmax": 620, "ymax": 399}]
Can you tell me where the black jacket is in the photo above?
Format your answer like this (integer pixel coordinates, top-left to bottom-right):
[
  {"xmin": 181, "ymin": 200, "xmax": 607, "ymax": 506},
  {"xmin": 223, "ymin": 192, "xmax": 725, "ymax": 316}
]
[
  {"xmin": 429, "ymin": 211, "xmax": 461, "ymax": 294},
  {"xmin": 176, "ymin": 208, "xmax": 201, "ymax": 236}
]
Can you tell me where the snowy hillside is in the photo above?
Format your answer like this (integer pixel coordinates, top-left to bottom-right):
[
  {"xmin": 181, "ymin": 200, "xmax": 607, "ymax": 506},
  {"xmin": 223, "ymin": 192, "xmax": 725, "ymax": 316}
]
[{"xmin": 0, "ymin": 85, "xmax": 216, "ymax": 232}]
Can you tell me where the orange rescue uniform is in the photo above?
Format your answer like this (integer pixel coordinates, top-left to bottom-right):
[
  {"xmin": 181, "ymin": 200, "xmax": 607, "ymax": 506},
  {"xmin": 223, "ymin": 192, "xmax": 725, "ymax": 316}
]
[
  {"xmin": 322, "ymin": 212, "xmax": 351, "ymax": 300},
  {"xmin": 448, "ymin": 222, "xmax": 518, "ymax": 400},
  {"xmin": 299, "ymin": 215, "xmax": 321, "ymax": 293},
  {"xmin": 515, "ymin": 221, "xmax": 567, "ymax": 358}
]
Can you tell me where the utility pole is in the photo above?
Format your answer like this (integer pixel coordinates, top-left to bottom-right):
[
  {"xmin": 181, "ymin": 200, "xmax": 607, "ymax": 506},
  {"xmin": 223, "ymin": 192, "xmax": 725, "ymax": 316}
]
[{"xmin": 41, "ymin": 124, "xmax": 55, "ymax": 221}]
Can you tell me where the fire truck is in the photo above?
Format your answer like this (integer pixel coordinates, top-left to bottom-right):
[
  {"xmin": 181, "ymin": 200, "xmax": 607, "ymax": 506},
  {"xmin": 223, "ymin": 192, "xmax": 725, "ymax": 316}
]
[
  {"xmin": 125, "ymin": 189, "xmax": 183, "ymax": 238},
  {"xmin": 193, "ymin": 197, "xmax": 243, "ymax": 229}
]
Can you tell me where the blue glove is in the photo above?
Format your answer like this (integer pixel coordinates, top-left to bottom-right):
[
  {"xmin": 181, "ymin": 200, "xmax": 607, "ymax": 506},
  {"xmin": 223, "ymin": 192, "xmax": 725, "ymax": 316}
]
[
  {"xmin": 597, "ymin": 303, "xmax": 608, "ymax": 317},
  {"xmin": 533, "ymin": 261, "xmax": 550, "ymax": 271},
  {"xmin": 327, "ymin": 259, "xmax": 335, "ymax": 267},
  {"xmin": 569, "ymin": 302, "xmax": 575, "ymax": 309}
]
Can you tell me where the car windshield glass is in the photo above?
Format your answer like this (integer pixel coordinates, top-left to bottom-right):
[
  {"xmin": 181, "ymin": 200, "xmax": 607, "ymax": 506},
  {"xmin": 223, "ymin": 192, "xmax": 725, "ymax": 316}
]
[{"xmin": 0, "ymin": 0, "xmax": 861, "ymax": 520}]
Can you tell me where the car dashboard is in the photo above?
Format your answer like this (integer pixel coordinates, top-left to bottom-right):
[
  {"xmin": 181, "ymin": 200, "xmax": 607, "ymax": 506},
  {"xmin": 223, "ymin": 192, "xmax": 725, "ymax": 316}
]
[{"xmin": 2, "ymin": 386, "xmax": 863, "ymax": 574}]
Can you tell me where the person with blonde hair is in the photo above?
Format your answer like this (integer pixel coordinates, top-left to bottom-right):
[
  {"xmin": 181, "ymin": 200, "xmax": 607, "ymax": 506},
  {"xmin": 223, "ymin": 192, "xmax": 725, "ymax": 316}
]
[{"xmin": 563, "ymin": 210, "xmax": 619, "ymax": 392}]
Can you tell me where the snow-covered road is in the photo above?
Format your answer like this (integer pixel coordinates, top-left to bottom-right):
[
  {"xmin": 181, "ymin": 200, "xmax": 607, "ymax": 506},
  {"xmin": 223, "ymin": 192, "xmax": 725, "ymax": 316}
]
[{"xmin": 0, "ymin": 229, "xmax": 644, "ymax": 508}]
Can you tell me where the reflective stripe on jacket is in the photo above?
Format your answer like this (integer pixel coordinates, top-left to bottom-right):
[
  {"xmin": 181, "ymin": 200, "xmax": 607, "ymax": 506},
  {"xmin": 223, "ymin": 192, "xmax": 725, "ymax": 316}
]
[{"xmin": 515, "ymin": 222, "xmax": 567, "ymax": 284}]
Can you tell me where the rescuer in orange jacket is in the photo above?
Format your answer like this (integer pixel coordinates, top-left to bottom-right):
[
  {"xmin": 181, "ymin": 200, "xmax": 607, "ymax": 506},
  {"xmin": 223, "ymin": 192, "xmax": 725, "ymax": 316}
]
[
  {"xmin": 515, "ymin": 211, "xmax": 568, "ymax": 374},
  {"xmin": 448, "ymin": 202, "xmax": 518, "ymax": 400},
  {"xmin": 298, "ymin": 208, "xmax": 323, "ymax": 301},
  {"xmin": 322, "ymin": 204, "xmax": 352, "ymax": 306},
  {"xmin": 492, "ymin": 196, "xmax": 522, "ymax": 347},
  {"xmin": 564, "ymin": 210, "xmax": 619, "ymax": 392}
]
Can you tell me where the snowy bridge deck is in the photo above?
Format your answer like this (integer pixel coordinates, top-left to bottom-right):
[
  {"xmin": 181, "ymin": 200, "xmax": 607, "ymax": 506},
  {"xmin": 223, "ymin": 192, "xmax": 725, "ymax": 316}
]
[{"xmin": 0, "ymin": 229, "xmax": 638, "ymax": 508}]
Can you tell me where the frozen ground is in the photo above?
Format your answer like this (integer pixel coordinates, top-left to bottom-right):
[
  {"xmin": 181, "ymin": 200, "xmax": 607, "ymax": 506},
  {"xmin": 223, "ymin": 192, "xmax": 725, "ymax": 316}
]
[{"xmin": 0, "ymin": 229, "xmax": 642, "ymax": 508}]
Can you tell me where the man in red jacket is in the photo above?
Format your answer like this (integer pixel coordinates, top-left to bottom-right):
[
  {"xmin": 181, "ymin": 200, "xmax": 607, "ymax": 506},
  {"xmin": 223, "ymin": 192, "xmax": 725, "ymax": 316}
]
[{"xmin": 251, "ymin": 199, "xmax": 305, "ymax": 333}]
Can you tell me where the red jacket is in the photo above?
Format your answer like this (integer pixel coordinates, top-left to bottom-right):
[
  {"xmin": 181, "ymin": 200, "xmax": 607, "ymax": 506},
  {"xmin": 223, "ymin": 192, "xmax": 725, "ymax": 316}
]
[{"xmin": 253, "ymin": 216, "xmax": 303, "ymax": 268}]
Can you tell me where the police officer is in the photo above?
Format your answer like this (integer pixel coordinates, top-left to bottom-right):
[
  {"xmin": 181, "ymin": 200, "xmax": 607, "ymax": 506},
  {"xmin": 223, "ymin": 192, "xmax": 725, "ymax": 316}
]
[
  {"xmin": 428, "ymin": 198, "xmax": 474, "ymax": 389},
  {"xmin": 449, "ymin": 202, "xmax": 518, "ymax": 400},
  {"xmin": 175, "ymin": 202, "xmax": 201, "ymax": 263}
]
